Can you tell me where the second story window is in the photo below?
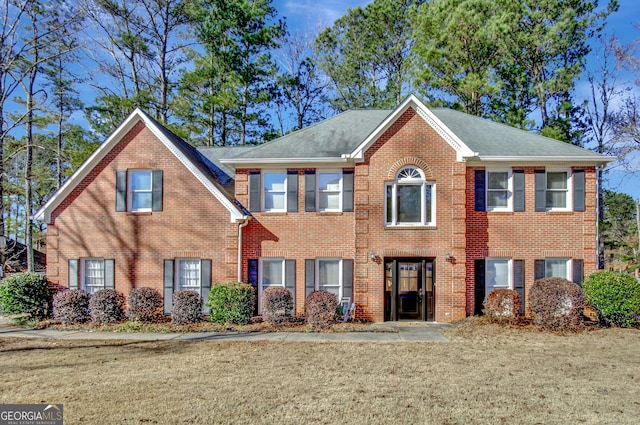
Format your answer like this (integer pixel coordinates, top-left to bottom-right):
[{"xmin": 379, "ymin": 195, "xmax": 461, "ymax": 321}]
[
  {"xmin": 116, "ymin": 169, "xmax": 163, "ymax": 213},
  {"xmin": 385, "ymin": 166, "xmax": 435, "ymax": 226},
  {"xmin": 318, "ymin": 172, "xmax": 342, "ymax": 211},
  {"xmin": 486, "ymin": 171, "xmax": 511, "ymax": 210},
  {"xmin": 263, "ymin": 172, "xmax": 287, "ymax": 211},
  {"xmin": 129, "ymin": 170, "xmax": 153, "ymax": 212}
]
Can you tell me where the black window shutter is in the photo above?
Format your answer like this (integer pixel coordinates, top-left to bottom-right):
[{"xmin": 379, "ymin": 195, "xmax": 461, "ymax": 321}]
[
  {"xmin": 534, "ymin": 259, "xmax": 545, "ymax": 281},
  {"xmin": 573, "ymin": 169, "xmax": 585, "ymax": 212},
  {"xmin": 513, "ymin": 259, "xmax": 525, "ymax": 315},
  {"xmin": 249, "ymin": 171, "xmax": 261, "ymax": 212},
  {"xmin": 305, "ymin": 259, "xmax": 315, "ymax": 298},
  {"xmin": 535, "ymin": 170, "xmax": 546, "ymax": 211},
  {"xmin": 474, "ymin": 259, "xmax": 485, "ymax": 315},
  {"xmin": 572, "ymin": 259, "xmax": 584, "ymax": 285},
  {"xmin": 343, "ymin": 170, "xmax": 354, "ymax": 212},
  {"xmin": 474, "ymin": 170, "xmax": 486, "ymax": 211},
  {"xmin": 305, "ymin": 170, "xmax": 316, "ymax": 212},
  {"xmin": 287, "ymin": 171, "xmax": 298, "ymax": 212},
  {"xmin": 163, "ymin": 259, "xmax": 174, "ymax": 315},
  {"xmin": 152, "ymin": 170, "xmax": 163, "ymax": 211},
  {"xmin": 104, "ymin": 259, "xmax": 115, "ymax": 289},
  {"xmin": 285, "ymin": 259, "xmax": 296, "ymax": 312},
  {"xmin": 343, "ymin": 259, "xmax": 353, "ymax": 300},
  {"xmin": 248, "ymin": 259, "xmax": 258, "ymax": 316},
  {"xmin": 68, "ymin": 259, "xmax": 79, "ymax": 289},
  {"xmin": 513, "ymin": 170, "xmax": 525, "ymax": 212},
  {"xmin": 115, "ymin": 170, "xmax": 127, "ymax": 211},
  {"xmin": 201, "ymin": 259, "xmax": 212, "ymax": 314}
]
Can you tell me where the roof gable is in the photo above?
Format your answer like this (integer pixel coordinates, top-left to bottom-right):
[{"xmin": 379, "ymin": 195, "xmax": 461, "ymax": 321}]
[{"xmin": 35, "ymin": 109, "xmax": 247, "ymax": 224}]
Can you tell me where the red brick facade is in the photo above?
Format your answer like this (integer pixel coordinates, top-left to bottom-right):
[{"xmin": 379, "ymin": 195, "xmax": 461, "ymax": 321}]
[
  {"xmin": 45, "ymin": 121, "xmax": 239, "ymax": 298},
  {"xmin": 40, "ymin": 105, "xmax": 602, "ymax": 323}
]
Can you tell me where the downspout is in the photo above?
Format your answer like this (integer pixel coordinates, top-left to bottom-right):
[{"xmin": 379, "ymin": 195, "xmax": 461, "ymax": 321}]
[{"xmin": 237, "ymin": 218, "xmax": 250, "ymax": 281}]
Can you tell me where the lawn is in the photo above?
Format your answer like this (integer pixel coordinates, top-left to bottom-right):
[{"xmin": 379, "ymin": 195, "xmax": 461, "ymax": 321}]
[{"xmin": 0, "ymin": 319, "xmax": 639, "ymax": 424}]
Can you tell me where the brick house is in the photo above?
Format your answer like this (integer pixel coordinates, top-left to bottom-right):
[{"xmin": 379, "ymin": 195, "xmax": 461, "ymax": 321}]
[{"xmin": 35, "ymin": 95, "xmax": 612, "ymax": 322}]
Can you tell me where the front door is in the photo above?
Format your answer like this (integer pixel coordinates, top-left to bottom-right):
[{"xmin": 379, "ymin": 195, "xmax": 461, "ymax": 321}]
[
  {"xmin": 384, "ymin": 259, "xmax": 435, "ymax": 321},
  {"xmin": 398, "ymin": 262, "xmax": 422, "ymax": 320}
]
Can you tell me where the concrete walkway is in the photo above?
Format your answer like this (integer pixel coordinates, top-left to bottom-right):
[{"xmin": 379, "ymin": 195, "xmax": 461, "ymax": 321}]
[{"xmin": 0, "ymin": 316, "xmax": 450, "ymax": 342}]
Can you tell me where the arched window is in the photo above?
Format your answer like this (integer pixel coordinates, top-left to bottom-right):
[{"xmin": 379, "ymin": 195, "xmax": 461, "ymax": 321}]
[{"xmin": 385, "ymin": 166, "xmax": 435, "ymax": 226}]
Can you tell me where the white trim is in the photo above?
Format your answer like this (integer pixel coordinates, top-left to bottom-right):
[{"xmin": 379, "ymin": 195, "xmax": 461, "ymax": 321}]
[
  {"xmin": 220, "ymin": 157, "xmax": 351, "ymax": 166},
  {"xmin": 34, "ymin": 109, "xmax": 247, "ymax": 224},
  {"xmin": 347, "ymin": 94, "xmax": 477, "ymax": 163},
  {"xmin": 467, "ymin": 156, "xmax": 614, "ymax": 165},
  {"xmin": 485, "ymin": 168, "xmax": 513, "ymax": 212}
]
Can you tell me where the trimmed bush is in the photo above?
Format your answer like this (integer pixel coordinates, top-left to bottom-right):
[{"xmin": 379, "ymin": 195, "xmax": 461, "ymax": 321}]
[
  {"xmin": 582, "ymin": 271, "xmax": 640, "ymax": 327},
  {"xmin": 305, "ymin": 290, "xmax": 338, "ymax": 328},
  {"xmin": 529, "ymin": 278, "xmax": 585, "ymax": 331},
  {"xmin": 262, "ymin": 286, "xmax": 294, "ymax": 325},
  {"xmin": 127, "ymin": 287, "xmax": 164, "ymax": 322},
  {"xmin": 172, "ymin": 290, "xmax": 203, "ymax": 325},
  {"xmin": 0, "ymin": 272, "xmax": 52, "ymax": 320},
  {"xmin": 90, "ymin": 289, "xmax": 126, "ymax": 324},
  {"xmin": 53, "ymin": 289, "xmax": 90, "ymax": 324},
  {"xmin": 207, "ymin": 281, "xmax": 255, "ymax": 325},
  {"xmin": 483, "ymin": 289, "xmax": 520, "ymax": 324}
]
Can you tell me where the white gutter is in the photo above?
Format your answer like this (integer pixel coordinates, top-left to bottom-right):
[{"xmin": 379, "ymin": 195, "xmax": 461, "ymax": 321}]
[
  {"xmin": 220, "ymin": 157, "xmax": 350, "ymax": 165},
  {"xmin": 237, "ymin": 218, "xmax": 250, "ymax": 281}
]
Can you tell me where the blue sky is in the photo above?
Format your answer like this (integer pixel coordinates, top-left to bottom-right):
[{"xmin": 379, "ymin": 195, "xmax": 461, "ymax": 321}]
[{"xmin": 274, "ymin": 0, "xmax": 640, "ymax": 200}]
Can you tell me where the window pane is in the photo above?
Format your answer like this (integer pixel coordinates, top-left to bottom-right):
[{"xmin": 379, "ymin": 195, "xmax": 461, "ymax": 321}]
[
  {"xmin": 547, "ymin": 172, "xmax": 567, "ymax": 190},
  {"xmin": 319, "ymin": 173, "xmax": 340, "ymax": 191},
  {"xmin": 262, "ymin": 260, "xmax": 283, "ymax": 288},
  {"xmin": 85, "ymin": 259, "xmax": 105, "ymax": 293},
  {"xmin": 546, "ymin": 259, "xmax": 568, "ymax": 278},
  {"xmin": 131, "ymin": 171, "xmax": 152, "ymax": 190},
  {"xmin": 488, "ymin": 172, "xmax": 508, "ymax": 190},
  {"xmin": 397, "ymin": 185, "xmax": 421, "ymax": 223},
  {"xmin": 488, "ymin": 191, "xmax": 508, "ymax": 207},
  {"xmin": 132, "ymin": 192, "xmax": 152, "ymax": 210},
  {"xmin": 425, "ymin": 185, "xmax": 432, "ymax": 223},
  {"xmin": 319, "ymin": 192, "xmax": 340, "ymax": 210},
  {"xmin": 486, "ymin": 259, "xmax": 509, "ymax": 290},
  {"xmin": 264, "ymin": 192, "xmax": 285, "ymax": 210},
  {"xmin": 546, "ymin": 191, "xmax": 566, "ymax": 208},
  {"xmin": 263, "ymin": 173, "xmax": 286, "ymax": 191},
  {"xmin": 178, "ymin": 259, "xmax": 201, "ymax": 291},
  {"xmin": 318, "ymin": 260, "xmax": 340, "ymax": 297}
]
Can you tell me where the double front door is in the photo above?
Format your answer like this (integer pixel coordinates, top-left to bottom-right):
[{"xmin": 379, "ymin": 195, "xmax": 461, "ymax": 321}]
[{"xmin": 384, "ymin": 259, "xmax": 435, "ymax": 321}]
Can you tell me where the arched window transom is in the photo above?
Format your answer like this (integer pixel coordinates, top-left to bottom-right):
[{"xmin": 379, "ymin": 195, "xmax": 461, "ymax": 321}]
[{"xmin": 385, "ymin": 166, "xmax": 435, "ymax": 226}]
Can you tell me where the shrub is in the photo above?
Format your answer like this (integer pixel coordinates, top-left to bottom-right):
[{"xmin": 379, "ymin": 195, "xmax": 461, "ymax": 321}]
[
  {"xmin": 483, "ymin": 289, "xmax": 520, "ymax": 324},
  {"xmin": 127, "ymin": 287, "xmax": 164, "ymax": 322},
  {"xmin": 305, "ymin": 290, "xmax": 338, "ymax": 328},
  {"xmin": 207, "ymin": 281, "xmax": 255, "ymax": 325},
  {"xmin": 528, "ymin": 278, "xmax": 585, "ymax": 331},
  {"xmin": 90, "ymin": 289, "xmax": 126, "ymax": 324},
  {"xmin": 582, "ymin": 271, "xmax": 640, "ymax": 327},
  {"xmin": 53, "ymin": 289, "xmax": 90, "ymax": 324},
  {"xmin": 172, "ymin": 290, "xmax": 203, "ymax": 325},
  {"xmin": 262, "ymin": 286, "xmax": 294, "ymax": 325},
  {"xmin": 0, "ymin": 272, "xmax": 52, "ymax": 320}
]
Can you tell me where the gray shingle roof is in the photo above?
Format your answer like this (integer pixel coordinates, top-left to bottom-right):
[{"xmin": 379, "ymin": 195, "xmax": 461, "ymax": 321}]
[{"xmin": 430, "ymin": 108, "xmax": 607, "ymax": 160}]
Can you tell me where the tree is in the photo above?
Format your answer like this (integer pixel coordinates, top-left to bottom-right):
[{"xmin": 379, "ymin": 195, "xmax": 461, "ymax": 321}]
[
  {"xmin": 601, "ymin": 190, "xmax": 638, "ymax": 270},
  {"xmin": 274, "ymin": 31, "xmax": 327, "ymax": 133},
  {"xmin": 315, "ymin": 0, "xmax": 420, "ymax": 111},
  {"xmin": 178, "ymin": 0, "xmax": 285, "ymax": 146}
]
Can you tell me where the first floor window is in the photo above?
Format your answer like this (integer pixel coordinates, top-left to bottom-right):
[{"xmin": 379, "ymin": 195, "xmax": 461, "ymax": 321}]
[
  {"xmin": 385, "ymin": 166, "xmax": 435, "ymax": 226},
  {"xmin": 261, "ymin": 258, "xmax": 285, "ymax": 290},
  {"xmin": 545, "ymin": 258, "xmax": 570, "ymax": 279},
  {"xmin": 317, "ymin": 259, "xmax": 342, "ymax": 298},
  {"xmin": 177, "ymin": 259, "xmax": 201, "ymax": 292},
  {"xmin": 486, "ymin": 258, "xmax": 511, "ymax": 293},
  {"xmin": 82, "ymin": 258, "xmax": 105, "ymax": 293}
]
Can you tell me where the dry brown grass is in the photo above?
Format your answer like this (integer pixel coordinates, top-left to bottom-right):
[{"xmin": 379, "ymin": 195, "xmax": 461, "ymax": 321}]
[{"xmin": 1, "ymin": 318, "xmax": 639, "ymax": 424}]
